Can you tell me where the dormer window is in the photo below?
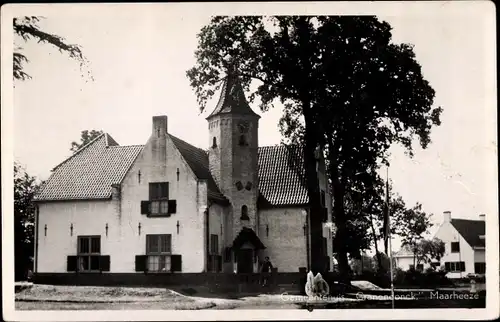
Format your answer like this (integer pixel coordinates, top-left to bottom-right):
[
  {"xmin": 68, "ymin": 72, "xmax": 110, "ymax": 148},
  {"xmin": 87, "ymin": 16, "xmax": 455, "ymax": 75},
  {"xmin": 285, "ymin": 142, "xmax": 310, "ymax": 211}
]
[{"xmin": 212, "ymin": 137, "xmax": 217, "ymax": 148}]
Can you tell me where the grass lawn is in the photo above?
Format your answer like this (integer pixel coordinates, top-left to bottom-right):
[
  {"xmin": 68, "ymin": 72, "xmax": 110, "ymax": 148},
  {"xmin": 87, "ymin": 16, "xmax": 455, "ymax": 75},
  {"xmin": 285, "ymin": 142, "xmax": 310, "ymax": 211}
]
[{"xmin": 15, "ymin": 285, "xmax": 215, "ymax": 310}]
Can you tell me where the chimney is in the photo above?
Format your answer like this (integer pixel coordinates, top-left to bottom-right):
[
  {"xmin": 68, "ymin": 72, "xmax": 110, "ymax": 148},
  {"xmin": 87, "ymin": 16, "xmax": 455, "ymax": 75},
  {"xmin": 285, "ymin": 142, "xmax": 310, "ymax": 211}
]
[
  {"xmin": 443, "ymin": 211, "xmax": 452, "ymax": 222},
  {"xmin": 479, "ymin": 214, "xmax": 485, "ymax": 221},
  {"xmin": 152, "ymin": 115, "xmax": 168, "ymax": 137},
  {"xmin": 111, "ymin": 184, "xmax": 121, "ymax": 200}
]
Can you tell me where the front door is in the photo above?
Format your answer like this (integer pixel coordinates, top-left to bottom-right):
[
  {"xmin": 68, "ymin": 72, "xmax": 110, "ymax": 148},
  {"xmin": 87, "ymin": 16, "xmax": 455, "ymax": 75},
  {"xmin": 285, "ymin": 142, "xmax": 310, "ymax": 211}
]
[{"xmin": 237, "ymin": 249, "xmax": 253, "ymax": 273}]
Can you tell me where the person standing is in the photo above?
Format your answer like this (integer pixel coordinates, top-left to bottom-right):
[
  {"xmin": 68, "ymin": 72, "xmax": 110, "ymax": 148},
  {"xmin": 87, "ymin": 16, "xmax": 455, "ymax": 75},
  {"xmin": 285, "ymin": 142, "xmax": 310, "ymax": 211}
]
[{"xmin": 261, "ymin": 256, "xmax": 273, "ymax": 287}]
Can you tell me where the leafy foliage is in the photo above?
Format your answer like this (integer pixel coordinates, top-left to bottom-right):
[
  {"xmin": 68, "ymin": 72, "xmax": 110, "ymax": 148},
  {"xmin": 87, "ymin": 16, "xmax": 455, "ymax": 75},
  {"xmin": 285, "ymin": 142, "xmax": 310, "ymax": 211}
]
[
  {"xmin": 13, "ymin": 16, "xmax": 92, "ymax": 81},
  {"xmin": 414, "ymin": 238, "xmax": 445, "ymax": 267},
  {"xmin": 70, "ymin": 130, "xmax": 103, "ymax": 153},
  {"xmin": 14, "ymin": 162, "xmax": 42, "ymax": 280},
  {"xmin": 391, "ymin": 198, "xmax": 433, "ymax": 249}
]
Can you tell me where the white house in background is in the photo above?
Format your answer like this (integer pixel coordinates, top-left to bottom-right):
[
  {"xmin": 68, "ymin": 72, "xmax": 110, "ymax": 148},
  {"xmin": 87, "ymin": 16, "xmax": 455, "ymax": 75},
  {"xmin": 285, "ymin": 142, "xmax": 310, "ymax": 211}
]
[
  {"xmin": 393, "ymin": 244, "xmax": 428, "ymax": 272},
  {"xmin": 434, "ymin": 211, "xmax": 485, "ymax": 278},
  {"xmin": 394, "ymin": 211, "xmax": 486, "ymax": 279},
  {"xmin": 33, "ymin": 72, "xmax": 333, "ymax": 278}
]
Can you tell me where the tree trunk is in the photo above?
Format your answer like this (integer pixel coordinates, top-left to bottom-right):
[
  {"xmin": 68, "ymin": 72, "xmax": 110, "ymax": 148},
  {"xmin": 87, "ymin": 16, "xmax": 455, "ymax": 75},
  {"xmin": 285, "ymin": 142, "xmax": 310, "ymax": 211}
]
[
  {"xmin": 332, "ymin": 184, "xmax": 350, "ymax": 283},
  {"xmin": 301, "ymin": 98, "xmax": 324, "ymax": 276},
  {"xmin": 370, "ymin": 214, "xmax": 383, "ymax": 272}
]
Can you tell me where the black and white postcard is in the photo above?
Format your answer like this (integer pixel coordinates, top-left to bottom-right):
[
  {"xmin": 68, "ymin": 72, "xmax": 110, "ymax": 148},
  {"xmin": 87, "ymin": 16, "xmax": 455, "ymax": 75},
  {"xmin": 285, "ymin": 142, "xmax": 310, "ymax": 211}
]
[{"xmin": 2, "ymin": 2, "xmax": 498, "ymax": 321}]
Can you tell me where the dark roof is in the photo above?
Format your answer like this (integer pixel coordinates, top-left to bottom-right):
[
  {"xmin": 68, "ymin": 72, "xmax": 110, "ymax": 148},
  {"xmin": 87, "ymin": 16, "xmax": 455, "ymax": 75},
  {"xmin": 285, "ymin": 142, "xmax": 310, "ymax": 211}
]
[
  {"xmin": 169, "ymin": 136, "xmax": 309, "ymax": 207},
  {"xmin": 258, "ymin": 145, "xmax": 308, "ymax": 206},
  {"xmin": 35, "ymin": 134, "xmax": 143, "ymax": 201},
  {"xmin": 451, "ymin": 219, "xmax": 485, "ymax": 247},
  {"xmin": 168, "ymin": 134, "xmax": 228, "ymax": 204},
  {"xmin": 232, "ymin": 227, "xmax": 266, "ymax": 250},
  {"xmin": 206, "ymin": 72, "xmax": 260, "ymax": 119}
]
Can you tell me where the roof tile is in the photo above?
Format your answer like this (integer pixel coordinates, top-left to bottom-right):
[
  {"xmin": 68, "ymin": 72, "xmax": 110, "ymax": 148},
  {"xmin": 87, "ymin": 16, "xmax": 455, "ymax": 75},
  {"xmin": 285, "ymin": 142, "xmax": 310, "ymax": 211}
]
[{"xmin": 35, "ymin": 134, "xmax": 143, "ymax": 201}]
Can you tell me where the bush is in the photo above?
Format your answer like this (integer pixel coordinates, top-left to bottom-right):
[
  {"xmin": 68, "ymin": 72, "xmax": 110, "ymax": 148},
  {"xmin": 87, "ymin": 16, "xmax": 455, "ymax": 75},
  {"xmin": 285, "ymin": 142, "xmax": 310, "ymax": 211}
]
[{"xmin": 393, "ymin": 269, "xmax": 452, "ymax": 287}]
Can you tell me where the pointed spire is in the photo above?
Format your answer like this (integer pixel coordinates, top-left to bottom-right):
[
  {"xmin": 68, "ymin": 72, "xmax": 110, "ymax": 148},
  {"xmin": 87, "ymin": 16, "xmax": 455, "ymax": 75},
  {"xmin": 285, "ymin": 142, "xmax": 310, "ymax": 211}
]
[{"xmin": 206, "ymin": 67, "xmax": 260, "ymax": 119}]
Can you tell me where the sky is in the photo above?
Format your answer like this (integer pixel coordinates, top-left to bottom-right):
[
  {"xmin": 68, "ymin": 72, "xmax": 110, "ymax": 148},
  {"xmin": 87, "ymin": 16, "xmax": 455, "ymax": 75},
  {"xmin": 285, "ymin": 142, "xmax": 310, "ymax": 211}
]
[{"xmin": 7, "ymin": 2, "xmax": 497, "ymax": 252}]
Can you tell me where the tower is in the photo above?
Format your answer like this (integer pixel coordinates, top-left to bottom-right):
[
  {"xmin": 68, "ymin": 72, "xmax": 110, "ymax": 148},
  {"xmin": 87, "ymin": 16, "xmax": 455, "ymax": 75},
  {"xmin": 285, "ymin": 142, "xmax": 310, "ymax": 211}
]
[{"xmin": 207, "ymin": 71, "xmax": 260, "ymax": 239}]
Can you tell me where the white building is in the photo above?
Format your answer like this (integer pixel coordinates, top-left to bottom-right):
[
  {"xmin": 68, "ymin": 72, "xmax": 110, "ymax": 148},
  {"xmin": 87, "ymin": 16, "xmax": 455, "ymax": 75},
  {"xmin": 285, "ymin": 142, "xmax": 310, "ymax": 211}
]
[
  {"xmin": 394, "ymin": 211, "xmax": 486, "ymax": 279},
  {"xmin": 33, "ymin": 72, "xmax": 333, "ymax": 281}
]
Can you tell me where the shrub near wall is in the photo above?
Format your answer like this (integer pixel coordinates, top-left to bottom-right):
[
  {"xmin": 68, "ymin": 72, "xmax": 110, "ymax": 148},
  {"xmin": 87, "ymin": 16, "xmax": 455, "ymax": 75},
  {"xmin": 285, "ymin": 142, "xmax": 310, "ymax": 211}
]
[
  {"xmin": 395, "ymin": 270, "xmax": 453, "ymax": 288},
  {"xmin": 353, "ymin": 269, "xmax": 454, "ymax": 289}
]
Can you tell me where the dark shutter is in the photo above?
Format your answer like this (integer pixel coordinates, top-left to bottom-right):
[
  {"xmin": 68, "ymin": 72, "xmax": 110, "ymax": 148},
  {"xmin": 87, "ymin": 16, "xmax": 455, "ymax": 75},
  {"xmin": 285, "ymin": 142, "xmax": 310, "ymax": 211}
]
[
  {"xmin": 460, "ymin": 262, "xmax": 466, "ymax": 272},
  {"xmin": 217, "ymin": 255, "xmax": 222, "ymax": 272},
  {"xmin": 99, "ymin": 255, "xmax": 110, "ymax": 272},
  {"xmin": 171, "ymin": 255, "xmax": 182, "ymax": 272},
  {"xmin": 168, "ymin": 200, "xmax": 177, "ymax": 214},
  {"xmin": 141, "ymin": 201, "xmax": 150, "ymax": 215},
  {"xmin": 67, "ymin": 256, "xmax": 78, "ymax": 272},
  {"xmin": 445, "ymin": 262, "xmax": 451, "ymax": 271},
  {"xmin": 325, "ymin": 256, "xmax": 330, "ymax": 271},
  {"xmin": 135, "ymin": 255, "xmax": 147, "ymax": 272}
]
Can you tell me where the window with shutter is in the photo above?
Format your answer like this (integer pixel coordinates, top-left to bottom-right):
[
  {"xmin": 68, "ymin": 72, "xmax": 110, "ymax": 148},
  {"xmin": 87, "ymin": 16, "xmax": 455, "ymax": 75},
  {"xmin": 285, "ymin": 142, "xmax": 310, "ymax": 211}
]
[
  {"xmin": 475, "ymin": 262, "xmax": 486, "ymax": 274},
  {"xmin": 145, "ymin": 234, "xmax": 172, "ymax": 272},
  {"xmin": 77, "ymin": 236, "xmax": 101, "ymax": 272},
  {"xmin": 148, "ymin": 182, "xmax": 169, "ymax": 216}
]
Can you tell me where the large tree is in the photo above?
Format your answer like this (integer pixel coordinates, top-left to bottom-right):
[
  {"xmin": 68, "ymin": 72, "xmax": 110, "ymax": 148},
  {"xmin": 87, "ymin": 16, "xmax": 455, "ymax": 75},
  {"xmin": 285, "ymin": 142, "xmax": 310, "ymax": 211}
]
[
  {"xmin": 278, "ymin": 16, "xmax": 442, "ymax": 281},
  {"xmin": 70, "ymin": 130, "xmax": 103, "ymax": 153},
  {"xmin": 13, "ymin": 16, "xmax": 91, "ymax": 81},
  {"xmin": 14, "ymin": 162, "xmax": 41, "ymax": 280}
]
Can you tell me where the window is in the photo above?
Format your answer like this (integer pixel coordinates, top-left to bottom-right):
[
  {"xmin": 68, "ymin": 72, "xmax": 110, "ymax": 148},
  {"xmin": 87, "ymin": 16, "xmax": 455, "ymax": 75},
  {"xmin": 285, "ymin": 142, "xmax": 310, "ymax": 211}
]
[
  {"xmin": 445, "ymin": 261, "xmax": 465, "ymax": 272},
  {"xmin": 146, "ymin": 234, "xmax": 172, "ymax": 272},
  {"xmin": 78, "ymin": 236, "xmax": 101, "ymax": 272},
  {"xmin": 212, "ymin": 137, "xmax": 217, "ymax": 148},
  {"xmin": 451, "ymin": 242, "xmax": 460, "ymax": 253},
  {"xmin": 241, "ymin": 205, "xmax": 249, "ymax": 221},
  {"xmin": 320, "ymin": 190, "xmax": 326, "ymax": 207},
  {"xmin": 149, "ymin": 182, "xmax": 169, "ymax": 216},
  {"xmin": 239, "ymin": 135, "xmax": 247, "ymax": 146},
  {"xmin": 474, "ymin": 262, "xmax": 486, "ymax": 274},
  {"xmin": 210, "ymin": 234, "xmax": 219, "ymax": 255}
]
